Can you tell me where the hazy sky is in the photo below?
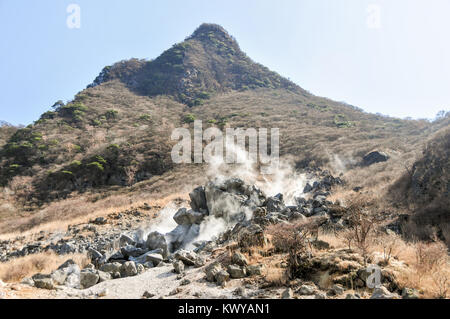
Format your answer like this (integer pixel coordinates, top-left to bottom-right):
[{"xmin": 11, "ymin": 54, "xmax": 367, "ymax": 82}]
[{"xmin": 1, "ymin": 0, "xmax": 449, "ymax": 125}]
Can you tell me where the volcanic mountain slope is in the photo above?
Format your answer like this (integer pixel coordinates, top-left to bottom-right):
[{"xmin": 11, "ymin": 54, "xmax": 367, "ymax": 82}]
[
  {"xmin": 0, "ymin": 23, "xmax": 446, "ymax": 213},
  {"xmin": 88, "ymin": 24, "xmax": 301, "ymax": 106}
]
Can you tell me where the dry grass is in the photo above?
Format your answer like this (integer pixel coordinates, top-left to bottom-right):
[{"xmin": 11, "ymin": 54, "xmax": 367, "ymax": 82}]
[
  {"xmin": 0, "ymin": 187, "xmax": 190, "ymax": 240},
  {"xmin": 392, "ymin": 239, "xmax": 449, "ymax": 298},
  {"xmin": 0, "ymin": 251, "xmax": 89, "ymax": 283},
  {"xmin": 325, "ymin": 228, "xmax": 450, "ymax": 298}
]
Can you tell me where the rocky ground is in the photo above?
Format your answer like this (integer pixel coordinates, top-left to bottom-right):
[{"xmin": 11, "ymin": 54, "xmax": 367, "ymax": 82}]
[{"xmin": 0, "ymin": 170, "xmax": 421, "ymax": 300}]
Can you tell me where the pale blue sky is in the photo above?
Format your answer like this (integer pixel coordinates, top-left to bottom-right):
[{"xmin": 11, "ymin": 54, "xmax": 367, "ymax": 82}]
[{"xmin": 1, "ymin": 0, "xmax": 449, "ymax": 125}]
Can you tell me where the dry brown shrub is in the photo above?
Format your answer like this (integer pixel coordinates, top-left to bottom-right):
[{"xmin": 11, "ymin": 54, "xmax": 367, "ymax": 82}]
[
  {"xmin": 266, "ymin": 221, "xmax": 316, "ymax": 279},
  {"xmin": 373, "ymin": 233, "xmax": 400, "ymax": 266},
  {"xmin": 413, "ymin": 240, "xmax": 448, "ymax": 274},
  {"xmin": 432, "ymin": 268, "xmax": 449, "ymax": 299},
  {"xmin": 341, "ymin": 195, "xmax": 382, "ymax": 264}
]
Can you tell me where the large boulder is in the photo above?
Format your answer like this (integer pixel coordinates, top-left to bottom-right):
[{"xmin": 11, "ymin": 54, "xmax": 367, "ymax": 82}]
[
  {"xmin": 166, "ymin": 224, "xmax": 200, "ymax": 252},
  {"xmin": 97, "ymin": 270, "xmax": 112, "ymax": 283},
  {"xmin": 121, "ymin": 245, "xmax": 148, "ymax": 258},
  {"xmin": 119, "ymin": 234, "xmax": 136, "ymax": 247},
  {"xmin": 51, "ymin": 263, "xmax": 80, "ymax": 286},
  {"xmin": 143, "ymin": 253, "xmax": 164, "ymax": 265},
  {"xmin": 57, "ymin": 259, "xmax": 77, "ymax": 270},
  {"xmin": 65, "ymin": 272, "xmax": 81, "ymax": 288},
  {"xmin": 298, "ymin": 284, "xmax": 316, "ymax": 295},
  {"xmin": 173, "ymin": 260, "xmax": 185, "ymax": 274},
  {"xmin": 120, "ymin": 261, "xmax": 138, "ymax": 277},
  {"xmin": 145, "ymin": 232, "xmax": 169, "ymax": 258},
  {"xmin": 174, "ymin": 249, "xmax": 204, "ymax": 267},
  {"xmin": 173, "ymin": 208, "xmax": 205, "ymax": 225},
  {"xmin": 55, "ymin": 260, "xmax": 81, "ymax": 288},
  {"xmin": 32, "ymin": 274, "xmax": 55, "ymax": 290},
  {"xmin": 80, "ymin": 269, "xmax": 99, "ymax": 289},
  {"xmin": 362, "ymin": 151, "xmax": 389, "ymax": 166},
  {"xmin": 205, "ymin": 262, "xmax": 222, "ymax": 282},
  {"xmin": 215, "ymin": 270, "xmax": 230, "ymax": 286},
  {"xmin": 87, "ymin": 247, "xmax": 103, "ymax": 261},
  {"xmin": 205, "ymin": 262, "xmax": 229, "ymax": 285},
  {"xmin": 204, "ymin": 178, "xmax": 266, "ymax": 222},
  {"xmin": 227, "ymin": 264, "xmax": 247, "ymax": 279},
  {"xmin": 246, "ymin": 264, "xmax": 263, "ymax": 276},
  {"xmin": 266, "ymin": 194, "xmax": 286, "ymax": 213},
  {"xmin": 231, "ymin": 252, "xmax": 248, "ymax": 266},
  {"xmin": 99, "ymin": 262, "xmax": 122, "ymax": 275},
  {"xmin": 189, "ymin": 186, "xmax": 208, "ymax": 212}
]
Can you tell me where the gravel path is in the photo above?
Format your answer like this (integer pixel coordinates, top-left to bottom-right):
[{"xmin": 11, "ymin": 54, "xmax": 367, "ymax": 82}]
[{"xmin": 50, "ymin": 264, "xmax": 247, "ymax": 299}]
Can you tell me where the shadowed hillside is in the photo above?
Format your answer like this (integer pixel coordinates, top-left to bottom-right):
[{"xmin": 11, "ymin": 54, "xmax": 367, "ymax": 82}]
[{"xmin": 391, "ymin": 124, "xmax": 450, "ymax": 245}]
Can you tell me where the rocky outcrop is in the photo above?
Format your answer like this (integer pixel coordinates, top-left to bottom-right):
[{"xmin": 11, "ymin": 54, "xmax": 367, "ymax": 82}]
[
  {"xmin": 362, "ymin": 151, "xmax": 389, "ymax": 166},
  {"xmin": 20, "ymin": 174, "xmax": 354, "ymax": 293}
]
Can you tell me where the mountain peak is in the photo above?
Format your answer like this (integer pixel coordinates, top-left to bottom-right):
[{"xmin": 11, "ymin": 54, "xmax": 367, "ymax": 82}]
[
  {"xmin": 189, "ymin": 23, "xmax": 231, "ymax": 39},
  {"xmin": 88, "ymin": 23, "xmax": 300, "ymax": 106}
]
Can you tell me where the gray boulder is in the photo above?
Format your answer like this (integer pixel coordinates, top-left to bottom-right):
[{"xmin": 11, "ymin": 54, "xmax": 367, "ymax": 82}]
[
  {"xmin": 173, "ymin": 260, "xmax": 185, "ymax": 274},
  {"xmin": 143, "ymin": 253, "xmax": 164, "ymax": 265},
  {"xmin": 87, "ymin": 247, "xmax": 103, "ymax": 261},
  {"xmin": 215, "ymin": 270, "xmax": 230, "ymax": 286},
  {"xmin": 97, "ymin": 270, "xmax": 112, "ymax": 283},
  {"xmin": 145, "ymin": 232, "xmax": 168, "ymax": 258},
  {"xmin": 121, "ymin": 245, "xmax": 148, "ymax": 258},
  {"xmin": 173, "ymin": 208, "xmax": 205, "ymax": 225},
  {"xmin": 370, "ymin": 286, "xmax": 399, "ymax": 299},
  {"xmin": 231, "ymin": 252, "xmax": 248, "ymax": 266},
  {"xmin": 119, "ymin": 234, "xmax": 136, "ymax": 247},
  {"xmin": 57, "ymin": 259, "xmax": 77, "ymax": 270},
  {"xmin": 281, "ymin": 288, "xmax": 293, "ymax": 299},
  {"xmin": 227, "ymin": 264, "xmax": 247, "ymax": 279},
  {"xmin": 203, "ymin": 179, "xmax": 266, "ymax": 224},
  {"xmin": 99, "ymin": 262, "xmax": 122, "ymax": 274},
  {"xmin": 80, "ymin": 269, "xmax": 99, "ymax": 289},
  {"xmin": 362, "ymin": 151, "xmax": 389, "ymax": 166},
  {"xmin": 120, "ymin": 261, "xmax": 138, "ymax": 277},
  {"xmin": 205, "ymin": 262, "xmax": 222, "ymax": 282},
  {"xmin": 246, "ymin": 264, "xmax": 263, "ymax": 276},
  {"xmin": 266, "ymin": 194, "xmax": 286, "ymax": 213},
  {"xmin": 331, "ymin": 284, "xmax": 345, "ymax": 295},
  {"xmin": 92, "ymin": 217, "xmax": 107, "ymax": 225},
  {"xmin": 167, "ymin": 224, "xmax": 200, "ymax": 252},
  {"xmin": 402, "ymin": 288, "xmax": 420, "ymax": 299},
  {"xmin": 189, "ymin": 186, "xmax": 208, "ymax": 212},
  {"xmin": 32, "ymin": 274, "xmax": 55, "ymax": 290},
  {"xmin": 298, "ymin": 284, "xmax": 316, "ymax": 295},
  {"xmin": 137, "ymin": 263, "xmax": 145, "ymax": 274},
  {"xmin": 65, "ymin": 273, "xmax": 81, "ymax": 288},
  {"xmin": 174, "ymin": 250, "xmax": 204, "ymax": 267},
  {"xmin": 51, "ymin": 269, "xmax": 68, "ymax": 286}
]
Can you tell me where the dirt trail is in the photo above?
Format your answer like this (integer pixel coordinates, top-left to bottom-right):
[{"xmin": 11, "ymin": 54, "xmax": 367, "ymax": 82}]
[{"xmin": 2, "ymin": 263, "xmax": 262, "ymax": 299}]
